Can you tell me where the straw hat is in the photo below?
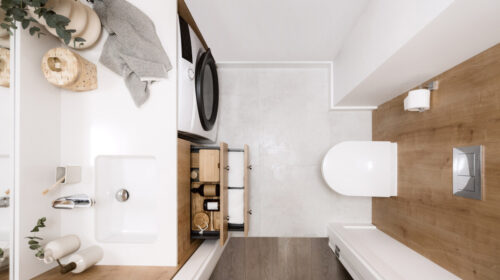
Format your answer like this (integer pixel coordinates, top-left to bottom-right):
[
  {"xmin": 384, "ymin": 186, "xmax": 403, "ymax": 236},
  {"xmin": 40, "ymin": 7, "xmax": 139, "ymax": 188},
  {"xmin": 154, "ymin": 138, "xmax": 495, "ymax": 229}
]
[{"xmin": 31, "ymin": 0, "xmax": 101, "ymax": 49}]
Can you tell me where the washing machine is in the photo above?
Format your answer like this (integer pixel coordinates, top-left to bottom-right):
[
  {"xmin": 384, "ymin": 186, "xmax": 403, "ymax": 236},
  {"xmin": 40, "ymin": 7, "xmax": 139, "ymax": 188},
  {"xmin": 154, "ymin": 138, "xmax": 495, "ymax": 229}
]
[{"xmin": 177, "ymin": 16, "xmax": 219, "ymax": 143}]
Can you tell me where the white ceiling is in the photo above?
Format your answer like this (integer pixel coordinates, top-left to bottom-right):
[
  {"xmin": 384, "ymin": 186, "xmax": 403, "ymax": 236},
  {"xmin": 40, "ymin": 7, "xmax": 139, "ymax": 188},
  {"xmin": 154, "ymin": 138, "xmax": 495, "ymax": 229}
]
[{"xmin": 185, "ymin": 0, "xmax": 369, "ymax": 61}]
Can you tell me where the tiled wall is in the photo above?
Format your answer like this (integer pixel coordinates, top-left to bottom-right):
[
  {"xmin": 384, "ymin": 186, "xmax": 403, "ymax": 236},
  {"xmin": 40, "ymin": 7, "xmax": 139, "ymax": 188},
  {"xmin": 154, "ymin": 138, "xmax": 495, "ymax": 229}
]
[{"xmin": 217, "ymin": 65, "xmax": 372, "ymax": 236}]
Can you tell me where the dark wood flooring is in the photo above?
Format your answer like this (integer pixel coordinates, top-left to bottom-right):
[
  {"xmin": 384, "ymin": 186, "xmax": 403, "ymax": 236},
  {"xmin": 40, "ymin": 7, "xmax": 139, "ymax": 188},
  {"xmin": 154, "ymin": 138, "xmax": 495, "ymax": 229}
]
[
  {"xmin": 210, "ymin": 237, "xmax": 352, "ymax": 280},
  {"xmin": 0, "ymin": 268, "xmax": 8, "ymax": 280}
]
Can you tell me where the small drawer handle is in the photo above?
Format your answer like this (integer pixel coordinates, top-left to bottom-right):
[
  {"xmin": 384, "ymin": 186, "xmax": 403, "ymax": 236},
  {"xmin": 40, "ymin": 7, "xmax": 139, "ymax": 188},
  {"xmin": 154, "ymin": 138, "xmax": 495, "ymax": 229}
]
[
  {"xmin": 248, "ymin": 165, "xmax": 253, "ymax": 170},
  {"xmin": 226, "ymin": 216, "xmax": 230, "ymax": 221},
  {"xmin": 248, "ymin": 210, "xmax": 253, "ymax": 215},
  {"xmin": 224, "ymin": 166, "xmax": 230, "ymax": 171}
]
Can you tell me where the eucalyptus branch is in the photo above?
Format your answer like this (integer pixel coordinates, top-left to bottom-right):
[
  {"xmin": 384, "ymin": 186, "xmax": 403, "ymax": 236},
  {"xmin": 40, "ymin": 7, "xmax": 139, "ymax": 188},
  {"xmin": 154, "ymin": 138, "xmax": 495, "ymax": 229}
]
[
  {"xmin": 0, "ymin": 0, "xmax": 85, "ymax": 46},
  {"xmin": 26, "ymin": 217, "xmax": 46, "ymax": 259}
]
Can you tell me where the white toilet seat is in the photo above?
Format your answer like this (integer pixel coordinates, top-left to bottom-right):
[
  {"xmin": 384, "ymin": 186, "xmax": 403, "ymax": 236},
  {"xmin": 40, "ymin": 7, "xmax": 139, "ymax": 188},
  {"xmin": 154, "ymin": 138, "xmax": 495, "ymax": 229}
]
[{"xmin": 321, "ymin": 141, "xmax": 397, "ymax": 197}]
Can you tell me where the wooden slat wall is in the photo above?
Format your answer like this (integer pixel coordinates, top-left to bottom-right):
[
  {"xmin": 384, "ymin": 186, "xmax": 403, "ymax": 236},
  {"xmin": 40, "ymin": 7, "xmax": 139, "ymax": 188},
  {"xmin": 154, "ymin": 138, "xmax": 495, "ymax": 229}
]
[{"xmin": 372, "ymin": 44, "xmax": 500, "ymax": 280}]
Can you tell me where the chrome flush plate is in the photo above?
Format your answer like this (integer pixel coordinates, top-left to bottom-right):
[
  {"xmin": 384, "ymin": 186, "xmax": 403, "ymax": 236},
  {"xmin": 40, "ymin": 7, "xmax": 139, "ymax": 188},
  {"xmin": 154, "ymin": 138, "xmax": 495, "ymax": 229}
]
[{"xmin": 453, "ymin": 145, "xmax": 483, "ymax": 200}]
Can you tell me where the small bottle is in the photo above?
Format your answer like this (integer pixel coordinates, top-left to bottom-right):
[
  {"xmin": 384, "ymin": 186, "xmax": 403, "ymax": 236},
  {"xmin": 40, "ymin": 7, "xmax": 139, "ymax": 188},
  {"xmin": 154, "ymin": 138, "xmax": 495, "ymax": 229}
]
[
  {"xmin": 191, "ymin": 184, "xmax": 220, "ymax": 197},
  {"xmin": 203, "ymin": 199, "xmax": 220, "ymax": 211},
  {"xmin": 64, "ymin": 246, "xmax": 104, "ymax": 274},
  {"xmin": 43, "ymin": 235, "xmax": 81, "ymax": 264}
]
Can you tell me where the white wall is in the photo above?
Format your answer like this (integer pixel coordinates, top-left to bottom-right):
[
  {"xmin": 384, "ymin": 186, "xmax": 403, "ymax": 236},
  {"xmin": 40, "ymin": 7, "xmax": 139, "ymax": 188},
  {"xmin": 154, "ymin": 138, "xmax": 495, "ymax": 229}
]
[
  {"xmin": 15, "ymin": 31, "xmax": 62, "ymax": 280},
  {"xmin": 217, "ymin": 64, "xmax": 372, "ymax": 236},
  {"xmin": 333, "ymin": 0, "xmax": 454, "ymax": 105},
  {"xmin": 185, "ymin": 0, "xmax": 368, "ymax": 61},
  {"xmin": 335, "ymin": 0, "xmax": 500, "ymax": 107},
  {"xmin": 58, "ymin": 0, "xmax": 178, "ymax": 266}
]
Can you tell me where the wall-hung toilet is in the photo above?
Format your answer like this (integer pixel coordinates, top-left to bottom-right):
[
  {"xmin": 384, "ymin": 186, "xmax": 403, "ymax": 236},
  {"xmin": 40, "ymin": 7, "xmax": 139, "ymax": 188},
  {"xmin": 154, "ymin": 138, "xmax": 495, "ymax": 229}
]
[{"xmin": 321, "ymin": 141, "xmax": 397, "ymax": 197}]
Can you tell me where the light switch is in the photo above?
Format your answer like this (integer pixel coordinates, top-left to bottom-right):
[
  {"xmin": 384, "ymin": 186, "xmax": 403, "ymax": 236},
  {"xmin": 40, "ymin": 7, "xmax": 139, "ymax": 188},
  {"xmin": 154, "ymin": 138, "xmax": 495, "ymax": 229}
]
[{"xmin": 453, "ymin": 146, "xmax": 482, "ymax": 200}]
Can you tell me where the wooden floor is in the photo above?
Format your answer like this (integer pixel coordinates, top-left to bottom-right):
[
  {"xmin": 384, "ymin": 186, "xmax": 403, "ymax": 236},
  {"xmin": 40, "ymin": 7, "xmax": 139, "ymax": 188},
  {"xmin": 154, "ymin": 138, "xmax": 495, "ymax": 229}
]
[
  {"xmin": 0, "ymin": 269, "xmax": 8, "ymax": 280},
  {"xmin": 210, "ymin": 237, "xmax": 352, "ymax": 280},
  {"xmin": 33, "ymin": 265, "xmax": 177, "ymax": 280}
]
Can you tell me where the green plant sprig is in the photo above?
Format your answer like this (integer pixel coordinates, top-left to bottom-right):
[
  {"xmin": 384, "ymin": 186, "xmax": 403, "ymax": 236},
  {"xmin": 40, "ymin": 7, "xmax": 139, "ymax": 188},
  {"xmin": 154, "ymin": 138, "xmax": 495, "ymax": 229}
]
[
  {"xmin": 0, "ymin": 0, "xmax": 85, "ymax": 47},
  {"xmin": 26, "ymin": 217, "xmax": 46, "ymax": 259}
]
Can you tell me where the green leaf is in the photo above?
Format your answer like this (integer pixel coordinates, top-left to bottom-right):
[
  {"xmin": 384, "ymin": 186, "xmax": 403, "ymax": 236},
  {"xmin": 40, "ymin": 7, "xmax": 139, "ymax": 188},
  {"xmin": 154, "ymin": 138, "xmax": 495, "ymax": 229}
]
[
  {"xmin": 36, "ymin": 218, "xmax": 46, "ymax": 227},
  {"xmin": 56, "ymin": 26, "xmax": 71, "ymax": 45},
  {"xmin": 44, "ymin": 12, "xmax": 69, "ymax": 28},
  {"xmin": 73, "ymin": 37, "xmax": 86, "ymax": 48},
  {"xmin": 11, "ymin": 7, "xmax": 26, "ymax": 21},
  {"xmin": 0, "ymin": 23, "xmax": 10, "ymax": 31},
  {"xmin": 25, "ymin": 236, "xmax": 43, "ymax": 240},
  {"xmin": 30, "ymin": 26, "xmax": 42, "ymax": 35},
  {"xmin": 28, "ymin": 240, "xmax": 39, "ymax": 245},
  {"xmin": 21, "ymin": 18, "xmax": 29, "ymax": 29},
  {"xmin": 35, "ymin": 250, "xmax": 44, "ymax": 258},
  {"xmin": 30, "ymin": 226, "xmax": 39, "ymax": 232},
  {"xmin": 29, "ymin": 244, "xmax": 41, "ymax": 250}
]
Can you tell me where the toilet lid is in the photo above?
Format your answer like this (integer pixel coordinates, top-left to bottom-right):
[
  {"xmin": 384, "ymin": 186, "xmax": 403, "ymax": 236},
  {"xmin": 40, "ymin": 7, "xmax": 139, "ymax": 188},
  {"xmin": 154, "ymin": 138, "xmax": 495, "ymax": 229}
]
[{"xmin": 321, "ymin": 141, "xmax": 397, "ymax": 197}]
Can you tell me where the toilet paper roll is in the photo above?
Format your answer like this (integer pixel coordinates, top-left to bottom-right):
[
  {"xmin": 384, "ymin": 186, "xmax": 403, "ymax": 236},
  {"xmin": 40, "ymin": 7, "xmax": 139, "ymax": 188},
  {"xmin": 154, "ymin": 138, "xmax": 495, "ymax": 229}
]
[
  {"xmin": 68, "ymin": 246, "xmax": 103, "ymax": 274},
  {"xmin": 43, "ymin": 234, "xmax": 81, "ymax": 264},
  {"xmin": 404, "ymin": 89, "xmax": 430, "ymax": 112}
]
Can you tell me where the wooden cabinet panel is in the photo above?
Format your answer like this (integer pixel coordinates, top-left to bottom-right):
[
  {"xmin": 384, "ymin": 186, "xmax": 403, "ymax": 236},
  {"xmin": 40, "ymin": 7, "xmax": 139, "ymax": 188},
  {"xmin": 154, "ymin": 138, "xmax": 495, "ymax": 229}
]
[
  {"xmin": 177, "ymin": 139, "xmax": 202, "ymax": 266},
  {"xmin": 199, "ymin": 149, "xmax": 220, "ymax": 182},
  {"xmin": 219, "ymin": 142, "xmax": 229, "ymax": 246}
]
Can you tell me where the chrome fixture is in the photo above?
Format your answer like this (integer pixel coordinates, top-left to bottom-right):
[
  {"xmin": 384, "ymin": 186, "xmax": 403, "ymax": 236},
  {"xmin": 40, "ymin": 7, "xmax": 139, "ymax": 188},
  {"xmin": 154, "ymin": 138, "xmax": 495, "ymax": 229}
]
[
  {"xmin": 0, "ymin": 196, "xmax": 9, "ymax": 208},
  {"xmin": 115, "ymin": 188, "xmax": 129, "ymax": 202},
  {"xmin": 52, "ymin": 194, "xmax": 94, "ymax": 209},
  {"xmin": 453, "ymin": 145, "xmax": 482, "ymax": 200}
]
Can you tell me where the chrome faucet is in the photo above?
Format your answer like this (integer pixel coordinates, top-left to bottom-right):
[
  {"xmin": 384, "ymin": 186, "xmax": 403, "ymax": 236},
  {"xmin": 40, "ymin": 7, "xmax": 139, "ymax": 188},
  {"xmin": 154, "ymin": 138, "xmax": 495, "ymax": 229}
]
[{"xmin": 52, "ymin": 194, "xmax": 94, "ymax": 209}]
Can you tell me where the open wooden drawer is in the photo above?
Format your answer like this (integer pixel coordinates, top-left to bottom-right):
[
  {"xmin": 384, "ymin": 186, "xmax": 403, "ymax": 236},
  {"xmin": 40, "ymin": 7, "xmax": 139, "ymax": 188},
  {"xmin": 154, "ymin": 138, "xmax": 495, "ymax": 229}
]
[{"xmin": 189, "ymin": 142, "xmax": 250, "ymax": 246}]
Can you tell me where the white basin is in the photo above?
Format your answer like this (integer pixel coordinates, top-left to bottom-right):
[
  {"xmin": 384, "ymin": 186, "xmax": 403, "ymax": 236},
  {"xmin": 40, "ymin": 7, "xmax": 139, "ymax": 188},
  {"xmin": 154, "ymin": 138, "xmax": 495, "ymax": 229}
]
[{"xmin": 95, "ymin": 156, "xmax": 159, "ymax": 243}]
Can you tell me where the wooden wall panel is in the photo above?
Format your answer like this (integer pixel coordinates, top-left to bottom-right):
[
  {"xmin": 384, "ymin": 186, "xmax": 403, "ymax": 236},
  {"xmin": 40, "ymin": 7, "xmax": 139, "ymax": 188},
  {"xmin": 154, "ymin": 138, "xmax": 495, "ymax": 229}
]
[{"xmin": 372, "ymin": 44, "xmax": 500, "ymax": 280}]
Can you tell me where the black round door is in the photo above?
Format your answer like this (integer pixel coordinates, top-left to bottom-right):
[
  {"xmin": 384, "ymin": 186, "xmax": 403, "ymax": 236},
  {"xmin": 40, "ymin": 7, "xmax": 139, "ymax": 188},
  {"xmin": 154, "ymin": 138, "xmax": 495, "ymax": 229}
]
[{"xmin": 195, "ymin": 48, "xmax": 219, "ymax": 131}]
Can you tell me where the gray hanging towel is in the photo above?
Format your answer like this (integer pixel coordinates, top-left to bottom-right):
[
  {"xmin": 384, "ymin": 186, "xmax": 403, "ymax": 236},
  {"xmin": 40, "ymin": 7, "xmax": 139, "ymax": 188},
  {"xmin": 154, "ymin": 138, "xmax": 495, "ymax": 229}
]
[{"xmin": 94, "ymin": 0, "xmax": 172, "ymax": 107}]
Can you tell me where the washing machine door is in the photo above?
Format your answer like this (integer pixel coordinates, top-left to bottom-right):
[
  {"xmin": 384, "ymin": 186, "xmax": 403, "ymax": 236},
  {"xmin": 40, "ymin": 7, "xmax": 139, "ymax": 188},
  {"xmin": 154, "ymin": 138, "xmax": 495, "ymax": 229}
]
[{"xmin": 195, "ymin": 48, "xmax": 219, "ymax": 131}]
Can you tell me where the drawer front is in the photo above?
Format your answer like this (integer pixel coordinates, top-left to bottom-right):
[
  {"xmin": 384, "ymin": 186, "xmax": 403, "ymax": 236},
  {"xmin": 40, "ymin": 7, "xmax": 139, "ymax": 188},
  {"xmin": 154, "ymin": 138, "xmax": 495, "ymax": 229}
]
[{"xmin": 199, "ymin": 149, "xmax": 220, "ymax": 182}]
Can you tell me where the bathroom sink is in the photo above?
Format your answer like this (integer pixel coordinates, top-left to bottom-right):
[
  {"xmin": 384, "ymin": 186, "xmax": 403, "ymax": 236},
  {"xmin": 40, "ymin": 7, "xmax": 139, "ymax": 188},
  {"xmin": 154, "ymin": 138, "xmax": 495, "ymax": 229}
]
[{"xmin": 95, "ymin": 156, "xmax": 159, "ymax": 243}]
